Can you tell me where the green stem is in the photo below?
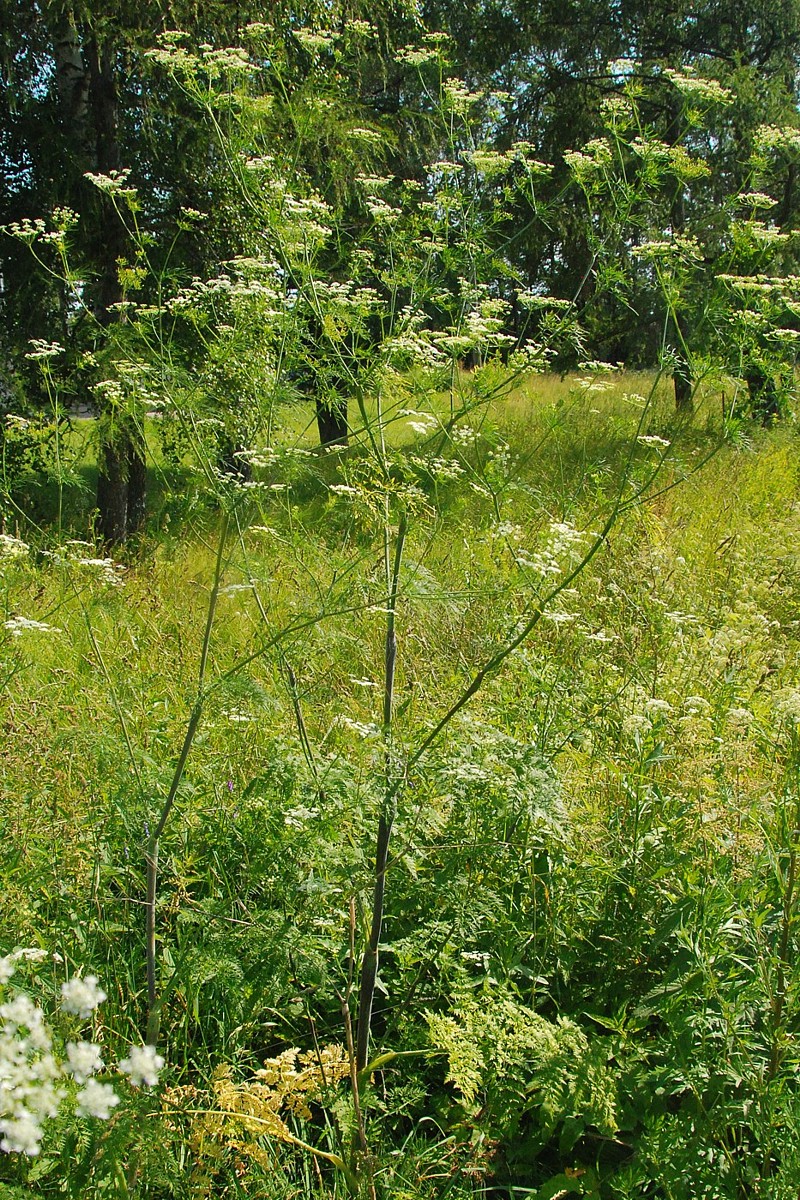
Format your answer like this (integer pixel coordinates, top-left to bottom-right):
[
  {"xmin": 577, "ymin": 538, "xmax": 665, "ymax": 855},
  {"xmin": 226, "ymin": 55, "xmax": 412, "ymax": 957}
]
[
  {"xmin": 356, "ymin": 511, "xmax": 407, "ymax": 1074},
  {"xmin": 145, "ymin": 510, "xmax": 229, "ymax": 1044}
]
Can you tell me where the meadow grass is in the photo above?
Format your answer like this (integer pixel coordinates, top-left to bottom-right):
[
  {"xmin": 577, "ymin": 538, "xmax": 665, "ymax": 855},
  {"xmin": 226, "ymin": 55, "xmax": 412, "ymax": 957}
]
[{"xmin": 2, "ymin": 369, "xmax": 800, "ymax": 1197}]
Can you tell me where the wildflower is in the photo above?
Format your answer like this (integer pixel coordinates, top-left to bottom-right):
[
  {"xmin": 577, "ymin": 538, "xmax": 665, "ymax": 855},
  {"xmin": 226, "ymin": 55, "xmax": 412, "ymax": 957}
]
[
  {"xmin": 346, "ymin": 18, "xmax": 375, "ymax": 36},
  {"xmin": 776, "ymin": 690, "xmax": 800, "ymax": 725},
  {"xmin": 294, "ymin": 28, "xmax": 334, "ymax": 53},
  {"xmin": 83, "ymin": 168, "xmax": 136, "ymax": 197},
  {"xmin": 1, "ymin": 1113, "xmax": 45, "ymax": 1156},
  {"xmin": 366, "ymin": 198, "xmax": 400, "ymax": 223},
  {"xmin": 542, "ymin": 610, "xmax": 576, "ymax": 625},
  {"xmin": 75, "ymin": 1079, "xmax": 120, "ymax": 1119},
  {"xmin": 1, "ymin": 217, "xmax": 47, "ymax": 242},
  {"xmin": 25, "ymin": 340, "xmax": 64, "ymax": 361},
  {"xmin": 405, "ymin": 414, "xmax": 437, "ymax": 435},
  {"xmin": 622, "ymin": 712, "xmax": 650, "ymax": 736},
  {"xmin": 736, "ymin": 191, "xmax": 776, "ymax": 209},
  {"xmin": 395, "ymin": 44, "xmax": 440, "ymax": 66},
  {"xmin": 338, "ymin": 716, "xmax": 381, "ymax": 739},
  {"xmin": 284, "ymin": 805, "xmax": 320, "ymax": 828},
  {"xmin": 118, "ymin": 1045, "xmax": 164, "ymax": 1088},
  {"xmin": 60, "ymin": 976, "xmax": 107, "ymax": 1020},
  {"xmin": 443, "ymin": 80, "xmax": 484, "ymax": 114},
  {"xmin": 491, "ymin": 522, "xmax": 524, "ymax": 542},
  {"xmin": 637, "ymin": 434, "xmax": 671, "ymax": 448},
  {"xmin": 74, "ymin": 557, "xmax": 126, "ymax": 587},
  {"xmin": 0, "ymin": 991, "xmax": 62, "ymax": 1156},
  {"xmin": 431, "ymin": 160, "xmax": 463, "ymax": 176},
  {"xmin": 662, "ymin": 67, "xmax": 732, "ymax": 104},
  {"xmin": 65, "ymin": 1041, "xmax": 104, "ymax": 1083},
  {"xmin": 3, "ymin": 617, "xmax": 62, "ymax": 637},
  {"xmin": 1, "ymin": 994, "xmax": 45, "ymax": 1032},
  {"xmin": 463, "ymin": 148, "xmax": 511, "ymax": 177}
]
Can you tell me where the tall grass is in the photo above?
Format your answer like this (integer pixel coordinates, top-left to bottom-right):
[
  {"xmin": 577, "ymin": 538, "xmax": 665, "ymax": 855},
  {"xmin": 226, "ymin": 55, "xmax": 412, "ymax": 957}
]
[{"xmin": 2, "ymin": 370, "xmax": 800, "ymax": 1197}]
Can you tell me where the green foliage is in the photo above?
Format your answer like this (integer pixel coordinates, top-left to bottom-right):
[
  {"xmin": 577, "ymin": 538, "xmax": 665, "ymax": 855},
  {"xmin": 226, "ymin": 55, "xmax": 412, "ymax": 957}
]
[
  {"xmin": 427, "ymin": 992, "xmax": 617, "ymax": 1146},
  {"xmin": 3, "ymin": 367, "xmax": 800, "ymax": 1197},
  {"xmin": 3, "ymin": 3, "xmax": 800, "ymax": 1197}
]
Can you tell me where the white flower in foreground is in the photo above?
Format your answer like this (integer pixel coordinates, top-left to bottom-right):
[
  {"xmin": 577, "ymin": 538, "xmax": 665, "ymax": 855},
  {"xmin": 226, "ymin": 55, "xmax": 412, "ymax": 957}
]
[
  {"xmin": 1, "ymin": 990, "xmax": 62, "ymax": 1157},
  {"xmin": 0, "ymin": 947, "xmax": 48, "ymax": 982},
  {"xmin": 0, "ymin": 1112, "xmax": 44, "ymax": 1156},
  {"xmin": 76, "ymin": 1079, "xmax": 120, "ymax": 1119},
  {"xmin": 118, "ymin": 1045, "xmax": 164, "ymax": 1088},
  {"xmin": 1, "ymin": 993, "xmax": 45, "ymax": 1032},
  {"xmin": 25, "ymin": 339, "xmax": 65, "ymax": 361},
  {"xmin": 66, "ymin": 1041, "xmax": 104, "ymax": 1083},
  {"xmin": 61, "ymin": 976, "xmax": 106, "ymax": 1020}
]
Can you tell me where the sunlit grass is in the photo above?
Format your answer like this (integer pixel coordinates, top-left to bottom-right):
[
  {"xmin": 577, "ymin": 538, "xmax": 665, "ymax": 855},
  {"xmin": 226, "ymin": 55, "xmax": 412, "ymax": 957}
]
[{"xmin": 3, "ymin": 368, "xmax": 800, "ymax": 1195}]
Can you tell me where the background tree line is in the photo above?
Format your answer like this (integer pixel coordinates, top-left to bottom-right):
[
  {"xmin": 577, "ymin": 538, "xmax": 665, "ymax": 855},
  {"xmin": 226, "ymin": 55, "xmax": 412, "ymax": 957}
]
[{"xmin": 2, "ymin": 0, "xmax": 800, "ymax": 541}]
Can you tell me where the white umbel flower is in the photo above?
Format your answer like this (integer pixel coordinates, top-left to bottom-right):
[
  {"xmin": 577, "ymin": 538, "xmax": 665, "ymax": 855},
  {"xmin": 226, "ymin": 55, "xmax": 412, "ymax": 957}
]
[
  {"xmin": 75, "ymin": 1079, "xmax": 120, "ymax": 1119},
  {"xmin": 65, "ymin": 1041, "xmax": 104, "ymax": 1083},
  {"xmin": 60, "ymin": 976, "xmax": 107, "ymax": 1020},
  {"xmin": 0, "ymin": 1112, "xmax": 44, "ymax": 1156},
  {"xmin": 118, "ymin": 1045, "xmax": 164, "ymax": 1088}
]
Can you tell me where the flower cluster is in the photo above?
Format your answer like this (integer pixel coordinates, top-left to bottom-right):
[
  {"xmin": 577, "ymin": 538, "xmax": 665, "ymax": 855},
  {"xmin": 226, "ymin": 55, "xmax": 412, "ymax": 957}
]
[
  {"xmin": 83, "ymin": 169, "xmax": 137, "ymax": 199},
  {"xmin": 662, "ymin": 67, "xmax": 732, "ymax": 104},
  {"xmin": 0, "ymin": 535, "xmax": 29, "ymax": 559},
  {"xmin": 0, "ymin": 954, "xmax": 164, "ymax": 1157},
  {"xmin": 25, "ymin": 340, "xmax": 65, "ymax": 362},
  {"xmin": 514, "ymin": 520, "xmax": 595, "ymax": 580},
  {"xmin": 3, "ymin": 617, "xmax": 62, "ymax": 637}
]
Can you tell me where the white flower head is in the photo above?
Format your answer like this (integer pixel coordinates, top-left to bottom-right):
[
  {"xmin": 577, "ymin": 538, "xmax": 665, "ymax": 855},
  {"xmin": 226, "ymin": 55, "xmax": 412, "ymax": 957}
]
[
  {"xmin": 61, "ymin": 975, "xmax": 106, "ymax": 1020},
  {"xmin": 0, "ymin": 534, "xmax": 29, "ymax": 558},
  {"xmin": 118, "ymin": 1044, "xmax": 164, "ymax": 1088},
  {"xmin": 0, "ymin": 1112, "xmax": 44, "ymax": 1156},
  {"xmin": 3, "ymin": 617, "xmax": 62, "ymax": 637},
  {"xmin": 0, "ymin": 993, "xmax": 45, "ymax": 1032},
  {"xmin": 776, "ymin": 689, "xmax": 800, "ymax": 725},
  {"xmin": 66, "ymin": 1040, "xmax": 104, "ymax": 1083},
  {"xmin": 75, "ymin": 1079, "xmax": 120, "ymax": 1119}
]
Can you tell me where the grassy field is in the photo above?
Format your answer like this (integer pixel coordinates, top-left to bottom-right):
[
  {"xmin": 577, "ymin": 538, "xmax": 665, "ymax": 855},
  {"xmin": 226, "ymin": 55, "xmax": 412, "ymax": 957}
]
[{"xmin": 2, "ymin": 368, "xmax": 800, "ymax": 1197}]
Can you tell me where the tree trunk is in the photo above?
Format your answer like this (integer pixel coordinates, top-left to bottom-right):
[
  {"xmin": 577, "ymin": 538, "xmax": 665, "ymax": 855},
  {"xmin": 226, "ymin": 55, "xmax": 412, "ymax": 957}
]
[
  {"xmin": 316, "ymin": 396, "xmax": 349, "ymax": 446},
  {"xmin": 96, "ymin": 440, "xmax": 127, "ymax": 544},
  {"xmin": 53, "ymin": 19, "xmax": 142, "ymax": 543},
  {"xmin": 667, "ymin": 98, "xmax": 693, "ymax": 414},
  {"xmin": 126, "ymin": 431, "xmax": 148, "ymax": 535},
  {"xmin": 673, "ymin": 310, "xmax": 693, "ymax": 412},
  {"xmin": 83, "ymin": 33, "xmax": 146, "ymax": 541},
  {"xmin": 745, "ymin": 365, "xmax": 779, "ymax": 425}
]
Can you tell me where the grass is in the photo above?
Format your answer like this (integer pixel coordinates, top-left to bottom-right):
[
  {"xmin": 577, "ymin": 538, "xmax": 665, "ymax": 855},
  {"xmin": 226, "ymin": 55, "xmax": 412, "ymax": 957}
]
[{"xmin": 2, "ymin": 368, "xmax": 800, "ymax": 1197}]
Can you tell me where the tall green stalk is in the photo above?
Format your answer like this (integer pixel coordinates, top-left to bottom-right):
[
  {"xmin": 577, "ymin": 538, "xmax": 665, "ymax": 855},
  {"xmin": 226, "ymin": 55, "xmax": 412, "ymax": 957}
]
[
  {"xmin": 356, "ymin": 509, "xmax": 407, "ymax": 1074},
  {"xmin": 145, "ymin": 510, "xmax": 229, "ymax": 1045}
]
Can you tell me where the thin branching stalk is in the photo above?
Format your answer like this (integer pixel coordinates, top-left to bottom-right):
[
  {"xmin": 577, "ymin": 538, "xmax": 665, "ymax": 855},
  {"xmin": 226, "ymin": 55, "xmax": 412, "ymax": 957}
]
[
  {"xmin": 145, "ymin": 510, "xmax": 229, "ymax": 1045},
  {"xmin": 356, "ymin": 509, "xmax": 407, "ymax": 1074},
  {"xmin": 342, "ymin": 898, "xmax": 370, "ymax": 1177}
]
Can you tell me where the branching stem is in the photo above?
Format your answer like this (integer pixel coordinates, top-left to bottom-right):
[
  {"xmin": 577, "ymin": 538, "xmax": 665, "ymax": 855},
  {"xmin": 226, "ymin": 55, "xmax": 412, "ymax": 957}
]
[{"xmin": 145, "ymin": 510, "xmax": 229, "ymax": 1044}]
